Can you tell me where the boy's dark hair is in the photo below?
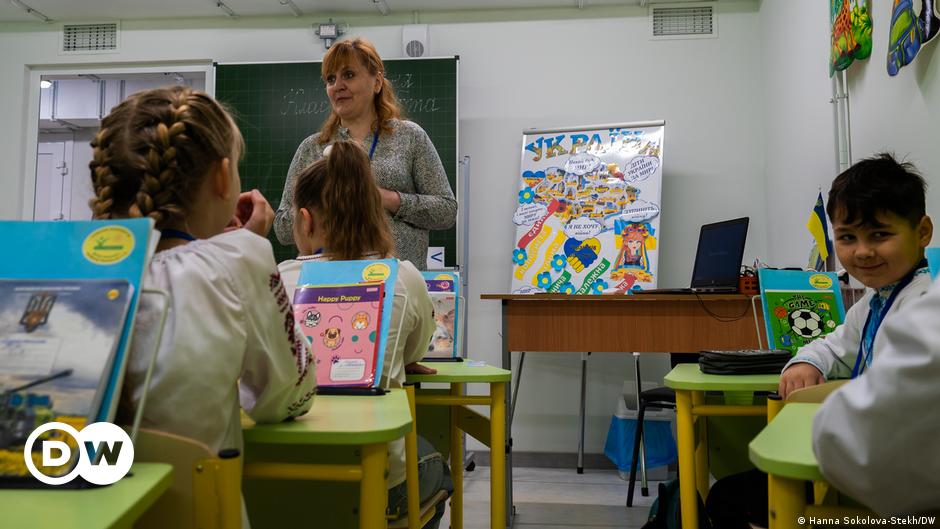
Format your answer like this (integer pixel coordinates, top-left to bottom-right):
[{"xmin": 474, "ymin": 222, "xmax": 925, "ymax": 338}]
[{"xmin": 827, "ymin": 152, "xmax": 927, "ymax": 227}]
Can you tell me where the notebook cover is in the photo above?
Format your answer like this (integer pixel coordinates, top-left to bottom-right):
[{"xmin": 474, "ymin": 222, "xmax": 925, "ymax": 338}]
[
  {"xmin": 297, "ymin": 259, "xmax": 399, "ymax": 388},
  {"xmin": 293, "ymin": 282, "xmax": 385, "ymax": 387},
  {"xmin": 0, "ymin": 279, "xmax": 132, "ymax": 481},
  {"xmin": 757, "ymin": 269, "xmax": 846, "ymax": 355},
  {"xmin": 422, "ymin": 271, "xmax": 459, "ymax": 358},
  {"xmin": 0, "ymin": 219, "xmax": 154, "ymax": 424}
]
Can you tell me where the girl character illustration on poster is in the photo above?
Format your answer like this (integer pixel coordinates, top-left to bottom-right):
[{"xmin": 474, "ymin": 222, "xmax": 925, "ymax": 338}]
[{"xmin": 613, "ymin": 221, "xmax": 653, "ymax": 272}]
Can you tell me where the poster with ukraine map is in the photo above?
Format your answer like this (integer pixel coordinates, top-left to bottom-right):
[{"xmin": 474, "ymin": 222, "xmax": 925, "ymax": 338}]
[{"xmin": 511, "ymin": 122, "xmax": 664, "ymax": 295}]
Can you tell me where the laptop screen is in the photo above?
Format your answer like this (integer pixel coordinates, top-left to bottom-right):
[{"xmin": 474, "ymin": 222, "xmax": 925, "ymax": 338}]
[{"xmin": 690, "ymin": 217, "xmax": 749, "ymax": 291}]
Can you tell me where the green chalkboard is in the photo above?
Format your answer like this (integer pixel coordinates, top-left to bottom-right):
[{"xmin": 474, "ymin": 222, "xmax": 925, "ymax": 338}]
[{"xmin": 215, "ymin": 57, "xmax": 458, "ymax": 266}]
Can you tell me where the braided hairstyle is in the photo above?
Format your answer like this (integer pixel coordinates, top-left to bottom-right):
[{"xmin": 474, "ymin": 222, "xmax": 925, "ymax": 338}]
[
  {"xmin": 292, "ymin": 140, "xmax": 394, "ymax": 260},
  {"xmin": 89, "ymin": 86, "xmax": 243, "ymax": 228}
]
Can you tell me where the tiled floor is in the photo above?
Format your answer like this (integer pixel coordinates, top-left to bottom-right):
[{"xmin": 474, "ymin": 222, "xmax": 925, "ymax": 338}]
[{"xmin": 443, "ymin": 466, "xmax": 664, "ymax": 529}]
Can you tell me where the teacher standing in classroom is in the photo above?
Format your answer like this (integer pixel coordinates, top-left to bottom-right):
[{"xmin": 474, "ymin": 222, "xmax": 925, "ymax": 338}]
[{"xmin": 274, "ymin": 37, "xmax": 457, "ymax": 270}]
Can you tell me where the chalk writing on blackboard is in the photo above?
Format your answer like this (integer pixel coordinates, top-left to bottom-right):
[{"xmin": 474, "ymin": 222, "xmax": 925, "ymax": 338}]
[{"xmin": 280, "ymin": 88, "xmax": 331, "ymax": 117}]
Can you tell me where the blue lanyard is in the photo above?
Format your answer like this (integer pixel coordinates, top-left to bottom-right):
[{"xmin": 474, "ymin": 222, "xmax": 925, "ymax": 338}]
[
  {"xmin": 368, "ymin": 133, "xmax": 379, "ymax": 160},
  {"xmin": 851, "ymin": 259, "xmax": 927, "ymax": 378},
  {"xmin": 161, "ymin": 228, "xmax": 196, "ymax": 241}
]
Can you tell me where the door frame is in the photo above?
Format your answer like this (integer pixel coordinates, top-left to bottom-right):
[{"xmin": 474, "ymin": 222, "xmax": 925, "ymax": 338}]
[{"xmin": 22, "ymin": 61, "xmax": 214, "ymax": 220}]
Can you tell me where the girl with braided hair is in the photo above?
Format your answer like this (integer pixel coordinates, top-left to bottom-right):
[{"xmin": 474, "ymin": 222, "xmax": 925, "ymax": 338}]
[
  {"xmin": 277, "ymin": 140, "xmax": 452, "ymax": 529},
  {"xmin": 90, "ymin": 87, "xmax": 317, "ymax": 494}
]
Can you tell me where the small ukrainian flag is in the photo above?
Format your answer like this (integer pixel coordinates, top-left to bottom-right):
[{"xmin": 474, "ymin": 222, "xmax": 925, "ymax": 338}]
[{"xmin": 806, "ymin": 192, "xmax": 833, "ymax": 270}]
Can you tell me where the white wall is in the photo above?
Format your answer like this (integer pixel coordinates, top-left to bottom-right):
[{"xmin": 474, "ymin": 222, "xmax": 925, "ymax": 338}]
[
  {"xmin": 441, "ymin": 4, "xmax": 765, "ymax": 453},
  {"xmin": 69, "ymin": 129, "xmax": 96, "ymax": 219},
  {"xmin": 760, "ymin": 0, "xmax": 940, "ymax": 269},
  {"xmin": 0, "ymin": 1, "xmax": 766, "ymax": 455}
]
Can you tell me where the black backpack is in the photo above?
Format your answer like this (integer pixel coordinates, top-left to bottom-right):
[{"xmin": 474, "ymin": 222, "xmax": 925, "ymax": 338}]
[{"xmin": 641, "ymin": 479, "xmax": 712, "ymax": 529}]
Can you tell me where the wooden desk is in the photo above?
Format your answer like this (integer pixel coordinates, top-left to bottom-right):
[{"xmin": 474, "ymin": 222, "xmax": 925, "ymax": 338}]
[
  {"xmin": 408, "ymin": 360, "xmax": 511, "ymax": 529},
  {"xmin": 241, "ymin": 390, "xmax": 412, "ymax": 529},
  {"xmin": 665, "ymin": 364, "xmax": 780, "ymax": 529},
  {"xmin": 481, "ymin": 293, "xmax": 762, "ymax": 353},
  {"xmin": 0, "ymin": 463, "xmax": 172, "ymax": 529},
  {"xmin": 482, "ymin": 293, "xmax": 764, "ymax": 526}
]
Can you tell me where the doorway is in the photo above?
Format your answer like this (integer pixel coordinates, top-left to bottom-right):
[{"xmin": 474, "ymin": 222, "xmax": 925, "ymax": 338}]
[{"xmin": 26, "ymin": 64, "xmax": 211, "ymax": 221}]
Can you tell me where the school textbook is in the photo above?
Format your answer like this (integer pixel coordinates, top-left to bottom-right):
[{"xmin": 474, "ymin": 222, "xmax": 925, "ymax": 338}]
[
  {"xmin": 0, "ymin": 279, "xmax": 133, "ymax": 481},
  {"xmin": 757, "ymin": 269, "xmax": 846, "ymax": 355},
  {"xmin": 0, "ymin": 219, "xmax": 155, "ymax": 485},
  {"xmin": 422, "ymin": 271, "xmax": 459, "ymax": 359},
  {"xmin": 295, "ymin": 259, "xmax": 400, "ymax": 390},
  {"xmin": 293, "ymin": 282, "xmax": 386, "ymax": 387}
]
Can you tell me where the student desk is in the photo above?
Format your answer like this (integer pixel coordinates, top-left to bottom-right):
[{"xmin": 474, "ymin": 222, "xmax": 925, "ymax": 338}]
[
  {"xmin": 0, "ymin": 463, "xmax": 172, "ymax": 529},
  {"xmin": 749, "ymin": 402, "xmax": 822, "ymax": 529},
  {"xmin": 241, "ymin": 389, "xmax": 412, "ymax": 529},
  {"xmin": 664, "ymin": 364, "xmax": 780, "ymax": 529},
  {"xmin": 481, "ymin": 293, "xmax": 763, "ymax": 526},
  {"xmin": 407, "ymin": 360, "xmax": 511, "ymax": 529}
]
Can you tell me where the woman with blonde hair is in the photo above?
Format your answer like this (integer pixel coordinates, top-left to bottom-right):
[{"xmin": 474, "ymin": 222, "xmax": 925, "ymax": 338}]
[{"xmin": 274, "ymin": 37, "xmax": 456, "ymax": 270}]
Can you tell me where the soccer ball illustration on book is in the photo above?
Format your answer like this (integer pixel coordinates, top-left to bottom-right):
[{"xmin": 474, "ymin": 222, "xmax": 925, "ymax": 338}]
[{"xmin": 788, "ymin": 309, "xmax": 823, "ymax": 339}]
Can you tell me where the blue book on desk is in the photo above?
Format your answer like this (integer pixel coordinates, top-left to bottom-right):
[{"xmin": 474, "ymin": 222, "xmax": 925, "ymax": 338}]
[
  {"xmin": 0, "ymin": 219, "xmax": 154, "ymax": 424},
  {"xmin": 757, "ymin": 269, "xmax": 845, "ymax": 355},
  {"xmin": 298, "ymin": 259, "xmax": 399, "ymax": 389}
]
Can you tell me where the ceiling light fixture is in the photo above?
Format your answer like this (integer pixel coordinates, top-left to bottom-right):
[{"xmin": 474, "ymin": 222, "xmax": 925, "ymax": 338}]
[
  {"xmin": 279, "ymin": 0, "xmax": 302, "ymax": 17},
  {"xmin": 213, "ymin": 0, "xmax": 239, "ymax": 18},
  {"xmin": 372, "ymin": 0, "xmax": 390, "ymax": 16},
  {"xmin": 10, "ymin": 0, "xmax": 52, "ymax": 22}
]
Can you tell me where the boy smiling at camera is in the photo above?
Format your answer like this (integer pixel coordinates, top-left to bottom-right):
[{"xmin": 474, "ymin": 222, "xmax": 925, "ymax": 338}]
[
  {"xmin": 779, "ymin": 153, "xmax": 933, "ymax": 397},
  {"xmin": 707, "ymin": 153, "xmax": 933, "ymax": 529}
]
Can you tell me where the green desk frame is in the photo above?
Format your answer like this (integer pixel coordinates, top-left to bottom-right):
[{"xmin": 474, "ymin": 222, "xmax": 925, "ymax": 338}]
[
  {"xmin": 749, "ymin": 403, "xmax": 875, "ymax": 529},
  {"xmin": 664, "ymin": 364, "xmax": 780, "ymax": 529},
  {"xmin": 241, "ymin": 389, "xmax": 412, "ymax": 529},
  {"xmin": 0, "ymin": 463, "xmax": 172, "ymax": 529},
  {"xmin": 407, "ymin": 360, "xmax": 511, "ymax": 529}
]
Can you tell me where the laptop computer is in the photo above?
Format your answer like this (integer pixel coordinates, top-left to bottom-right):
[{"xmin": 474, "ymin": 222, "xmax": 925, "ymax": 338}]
[{"xmin": 635, "ymin": 216, "xmax": 749, "ymax": 294}]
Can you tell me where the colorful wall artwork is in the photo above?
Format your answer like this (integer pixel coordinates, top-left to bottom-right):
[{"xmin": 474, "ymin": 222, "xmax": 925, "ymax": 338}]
[
  {"xmin": 511, "ymin": 123, "xmax": 664, "ymax": 295},
  {"xmin": 886, "ymin": 0, "xmax": 939, "ymax": 75},
  {"xmin": 830, "ymin": 0, "xmax": 873, "ymax": 76}
]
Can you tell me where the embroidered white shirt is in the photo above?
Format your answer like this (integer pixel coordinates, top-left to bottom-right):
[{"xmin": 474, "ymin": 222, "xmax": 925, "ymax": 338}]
[
  {"xmin": 122, "ymin": 229, "xmax": 316, "ymax": 456},
  {"xmin": 782, "ymin": 270, "xmax": 931, "ymax": 379}
]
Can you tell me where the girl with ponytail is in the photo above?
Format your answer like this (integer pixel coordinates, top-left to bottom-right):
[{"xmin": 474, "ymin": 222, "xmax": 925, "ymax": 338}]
[
  {"xmin": 90, "ymin": 87, "xmax": 317, "ymax": 516},
  {"xmin": 278, "ymin": 139, "xmax": 452, "ymax": 529}
]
